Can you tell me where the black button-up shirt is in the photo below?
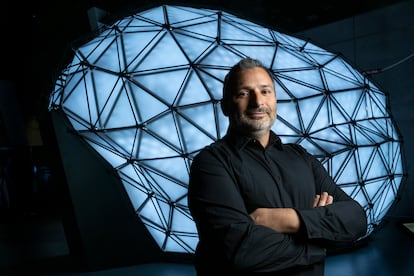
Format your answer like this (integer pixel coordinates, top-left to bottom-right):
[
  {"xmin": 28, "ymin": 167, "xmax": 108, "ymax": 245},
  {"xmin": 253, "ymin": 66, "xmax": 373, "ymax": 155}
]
[{"xmin": 188, "ymin": 130, "xmax": 367, "ymax": 274}]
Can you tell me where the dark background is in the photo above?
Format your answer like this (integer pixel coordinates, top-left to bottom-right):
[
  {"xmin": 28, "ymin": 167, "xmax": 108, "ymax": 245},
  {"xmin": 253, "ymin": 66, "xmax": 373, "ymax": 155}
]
[
  {"xmin": 0, "ymin": 0, "xmax": 407, "ymax": 229},
  {"xmin": 2, "ymin": 0, "xmax": 404, "ymax": 127},
  {"xmin": 0, "ymin": 0, "xmax": 412, "ymax": 274}
]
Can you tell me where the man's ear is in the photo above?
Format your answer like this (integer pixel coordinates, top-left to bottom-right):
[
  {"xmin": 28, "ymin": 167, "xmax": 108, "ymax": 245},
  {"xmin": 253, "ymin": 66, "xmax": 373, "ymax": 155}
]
[{"xmin": 220, "ymin": 99, "xmax": 229, "ymax": 117}]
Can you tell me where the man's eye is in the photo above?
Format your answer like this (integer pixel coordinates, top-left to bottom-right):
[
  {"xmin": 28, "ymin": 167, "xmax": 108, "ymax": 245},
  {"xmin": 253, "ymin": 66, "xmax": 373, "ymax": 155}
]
[{"xmin": 237, "ymin": 91, "xmax": 249, "ymax": 97}]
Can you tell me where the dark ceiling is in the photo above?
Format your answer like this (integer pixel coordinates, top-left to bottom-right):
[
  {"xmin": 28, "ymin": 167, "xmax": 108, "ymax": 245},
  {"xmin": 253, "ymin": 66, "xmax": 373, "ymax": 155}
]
[{"xmin": 0, "ymin": 0, "xmax": 404, "ymax": 132}]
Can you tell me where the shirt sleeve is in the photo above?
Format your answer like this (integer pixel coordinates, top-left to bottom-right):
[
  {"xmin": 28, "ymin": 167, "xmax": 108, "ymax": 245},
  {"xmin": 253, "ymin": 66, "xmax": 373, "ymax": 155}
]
[
  {"xmin": 293, "ymin": 146, "xmax": 368, "ymax": 248},
  {"xmin": 188, "ymin": 147, "xmax": 326, "ymax": 273}
]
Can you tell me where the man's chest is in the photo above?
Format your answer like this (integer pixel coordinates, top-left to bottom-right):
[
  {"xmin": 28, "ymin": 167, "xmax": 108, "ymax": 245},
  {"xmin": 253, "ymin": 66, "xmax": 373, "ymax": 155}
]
[{"xmin": 235, "ymin": 150, "xmax": 316, "ymax": 210}]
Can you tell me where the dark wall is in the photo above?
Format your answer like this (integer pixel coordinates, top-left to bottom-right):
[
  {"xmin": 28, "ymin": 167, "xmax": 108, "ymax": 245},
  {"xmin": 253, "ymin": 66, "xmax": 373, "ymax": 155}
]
[
  {"xmin": 299, "ymin": 0, "xmax": 414, "ymax": 220},
  {"xmin": 0, "ymin": 81, "xmax": 27, "ymax": 146},
  {"xmin": 51, "ymin": 110, "xmax": 170, "ymax": 270}
]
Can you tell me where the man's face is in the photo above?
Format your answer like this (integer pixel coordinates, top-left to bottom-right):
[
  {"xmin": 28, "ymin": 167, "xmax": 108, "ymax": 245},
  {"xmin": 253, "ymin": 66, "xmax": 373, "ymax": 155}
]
[{"xmin": 224, "ymin": 67, "xmax": 277, "ymax": 133}]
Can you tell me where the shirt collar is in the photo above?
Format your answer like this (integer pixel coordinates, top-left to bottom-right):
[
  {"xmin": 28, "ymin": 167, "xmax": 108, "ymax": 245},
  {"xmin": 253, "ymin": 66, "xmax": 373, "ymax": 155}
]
[{"xmin": 224, "ymin": 129, "xmax": 282, "ymax": 150}]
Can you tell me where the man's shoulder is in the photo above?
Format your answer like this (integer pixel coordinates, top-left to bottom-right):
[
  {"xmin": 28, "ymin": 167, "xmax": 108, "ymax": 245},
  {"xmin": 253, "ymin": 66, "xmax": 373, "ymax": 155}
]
[
  {"xmin": 198, "ymin": 138, "xmax": 229, "ymax": 154},
  {"xmin": 281, "ymin": 142, "xmax": 309, "ymax": 156},
  {"xmin": 193, "ymin": 138, "xmax": 233, "ymax": 161}
]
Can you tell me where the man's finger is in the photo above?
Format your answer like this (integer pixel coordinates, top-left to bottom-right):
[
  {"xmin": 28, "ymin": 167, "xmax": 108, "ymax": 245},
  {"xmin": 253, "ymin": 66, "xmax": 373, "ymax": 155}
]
[
  {"xmin": 313, "ymin": 194, "xmax": 320, "ymax": 208},
  {"xmin": 327, "ymin": 195, "xmax": 334, "ymax": 205}
]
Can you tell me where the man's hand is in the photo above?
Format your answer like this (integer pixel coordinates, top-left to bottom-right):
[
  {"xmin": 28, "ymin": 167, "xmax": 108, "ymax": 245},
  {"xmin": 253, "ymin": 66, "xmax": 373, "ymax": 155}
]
[
  {"xmin": 249, "ymin": 208, "xmax": 300, "ymax": 233},
  {"xmin": 250, "ymin": 192, "xmax": 334, "ymax": 233},
  {"xmin": 313, "ymin": 192, "xmax": 334, "ymax": 207}
]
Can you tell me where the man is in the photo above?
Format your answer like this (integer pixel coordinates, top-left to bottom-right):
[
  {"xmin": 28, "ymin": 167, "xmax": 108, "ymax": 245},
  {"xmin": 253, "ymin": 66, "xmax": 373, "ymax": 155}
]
[{"xmin": 187, "ymin": 57, "xmax": 368, "ymax": 275}]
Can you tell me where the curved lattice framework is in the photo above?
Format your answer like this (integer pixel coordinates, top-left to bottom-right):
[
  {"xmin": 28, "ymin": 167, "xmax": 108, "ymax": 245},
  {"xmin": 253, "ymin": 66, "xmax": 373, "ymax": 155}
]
[{"xmin": 49, "ymin": 5, "xmax": 405, "ymax": 253}]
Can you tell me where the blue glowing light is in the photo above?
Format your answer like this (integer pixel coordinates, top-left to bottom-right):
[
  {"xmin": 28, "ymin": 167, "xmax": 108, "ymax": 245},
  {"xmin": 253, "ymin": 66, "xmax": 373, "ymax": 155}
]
[{"xmin": 49, "ymin": 5, "xmax": 405, "ymax": 253}]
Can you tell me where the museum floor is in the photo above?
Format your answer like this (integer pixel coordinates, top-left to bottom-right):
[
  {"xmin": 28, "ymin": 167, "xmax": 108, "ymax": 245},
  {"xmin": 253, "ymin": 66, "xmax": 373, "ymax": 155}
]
[{"xmin": 0, "ymin": 207, "xmax": 413, "ymax": 276}]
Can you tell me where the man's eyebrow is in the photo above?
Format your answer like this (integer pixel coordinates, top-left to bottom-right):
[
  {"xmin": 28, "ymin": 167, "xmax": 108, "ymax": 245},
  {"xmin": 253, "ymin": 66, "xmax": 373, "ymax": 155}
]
[{"xmin": 238, "ymin": 84, "xmax": 274, "ymax": 89}]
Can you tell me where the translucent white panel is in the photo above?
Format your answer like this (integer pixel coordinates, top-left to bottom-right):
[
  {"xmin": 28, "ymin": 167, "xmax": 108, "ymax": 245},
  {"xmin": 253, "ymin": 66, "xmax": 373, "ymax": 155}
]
[
  {"xmin": 309, "ymin": 100, "xmax": 331, "ymax": 133},
  {"xmin": 131, "ymin": 86, "xmax": 169, "ymax": 122},
  {"xmin": 272, "ymin": 117, "xmax": 299, "ymax": 135},
  {"xmin": 298, "ymin": 138, "xmax": 326, "ymax": 156},
  {"xmin": 146, "ymin": 113, "xmax": 181, "ymax": 149},
  {"xmin": 139, "ymin": 131, "xmax": 179, "ymax": 159},
  {"xmin": 331, "ymin": 151, "xmax": 358, "ymax": 184},
  {"xmin": 330, "ymin": 109, "xmax": 349, "ymax": 130},
  {"xmin": 147, "ymin": 171, "xmax": 188, "ymax": 200},
  {"xmin": 273, "ymin": 47, "xmax": 312, "ymax": 70},
  {"xmin": 78, "ymin": 131, "xmax": 115, "ymax": 152},
  {"xmin": 365, "ymin": 151, "xmax": 388, "ymax": 180},
  {"xmin": 298, "ymin": 96, "xmax": 325, "ymax": 130},
  {"xmin": 137, "ymin": 6, "xmax": 165, "ymax": 24},
  {"xmin": 232, "ymin": 45, "xmax": 276, "ymax": 67},
  {"xmin": 87, "ymin": 142, "xmax": 126, "ymax": 168},
  {"xmin": 104, "ymin": 129, "xmax": 139, "ymax": 156},
  {"xmin": 179, "ymin": 103, "xmax": 217, "ymax": 139},
  {"xmin": 352, "ymin": 127, "xmax": 372, "ymax": 146},
  {"xmin": 174, "ymin": 235, "xmax": 199, "ymax": 252},
  {"xmin": 123, "ymin": 31, "xmax": 162, "ymax": 70},
  {"xmin": 349, "ymin": 186, "xmax": 369, "ymax": 206},
  {"xmin": 201, "ymin": 46, "xmax": 242, "ymax": 68},
  {"xmin": 61, "ymin": 69, "xmax": 83, "ymax": 99},
  {"xmin": 146, "ymin": 226, "xmax": 167, "ymax": 249},
  {"xmin": 142, "ymin": 157, "xmax": 189, "ymax": 183},
  {"xmin": 221, "ymin": 20, "xmax": 264, "ymax": 42},
  {"xmin": 270, "ymin": 30, "xmax": 306, "ymax": 48},
  {"xmin": 178, "ymin": 115, "xmax": 216, "ymax": 152},
  {"xmin": 197, "ymin": 69, "xmax": 227, "ymax": 100},
  {"xmin": 65, "ymin": 54, "xmax": 84, "ymax": 76},
  {"xmin": 311, "ymin": 136, "xmax": 348, "ymax": 154},
  {"xmin": 324, "ymin": 56, "xmax": 361, "ymax": 83},
  {"xmin": 217, "ymin": 108, "xmax": 229, "ymax": 138},
  {"xmin": 178, "ymin": 72, "xmax": 212, "ymax": 105},
  {"xmin": 140, "ymin": 199, "xmax": 166, "ymax": 228},
  {"xmin": 302, "ymin": 43, "xmax": 337, "ymax": 65},
  {"xmin": 157, "ymin": 200, "xmax": 171, "ymax": 223},
  {"xmin": 123, "ymin": 180, "xmax": 149, "ymax": 210},
  {"xmin": 276, "ymin": 101, "xmax": 301, "ymax": 131},
  {"xmin": 312, "ymin": 128, "xmax": 348, "ymax": 149},
  {"xmin": 116, "ymin": 16, "xmax": 161, "ymax": 31},
  {"xmin": 118, "ymin": 165, "xmax": 149, "ymax": 189},
  {"xmin": 365, "ymin": 180, "xmax": 385, "ymax": 200},
  {"xmin": 137, "ymin": 69, "xmax": 187, "ymax": 105},
  {"xmin": 65, "ymin": 114, "xmax": 89, "ymax": 131},
  {"xmin": 93, "ymin": 39, "xmax": 126, "ymax": 73},
  {"xmin": 223, "ymin": 13, "xmax": 274, "ymax": 41},
  {"xmin": 138, "ymin": 33, "xmax": 189, "ymax": 71},
  {"xmin": 164, "ymin": 236, "xmax": 187, "ymax": 252},
  {"xmin": 357, "ymin": 120, "xmax": 390, "ymax": 144},
  {"xmin": 366, "ymin": 93, "xmax": 387, "ymax": 118},
  {"xmin": 323, "ymin": 70, "xmax": 361, "ymax": 92},
  {"xmin": 178, "ymin": 18, "xmax": 217, "ymax": 38},
  {"xmin": 279, "ymin": 136, "xmax": 301, "ymax": 144},
  {"xmin": 171, "ymin": 208, "xmax": 197, "ymax": 233},
  {"xmin": 388, "ymin": 143, "xmax": 404, "ymax": 174},
  {"xmin": 378, "ymin": 191, "xmax": 395, "ymax": 215},
  {"xmin": 274, "ymin": 82, "xmax": 293, "ymax": 101},
  {"xmin": 331, "ymin": 89, "xmax": 363, "ymax": 119},
  {"xmin": 104, "ymin": 92, "xmax": 139, "ymax": 129},
  {"xmin": 50, "ymin": 5, "xmax": 405, "ymax": 253},
  {"xmin": 356, "ymin": 147, "xmax": 375, "ymax": 175},
  {"xmin": 174, "ymin": 32, "xmax": 215, "ymax": 62},
  {"xmin": 281, "ymin": 70, "xmax": 325, "ymax": 95},
  {"xmin": 62, "ymin": 79, "xmax": 91, "ymax": 123},
  {"xmin": 166, "ymin": 5, "xmax": 212, "ymax": 25},
  {"xmin": 76, "ymin": 28, "xmax": 115, "ymax": 60}
]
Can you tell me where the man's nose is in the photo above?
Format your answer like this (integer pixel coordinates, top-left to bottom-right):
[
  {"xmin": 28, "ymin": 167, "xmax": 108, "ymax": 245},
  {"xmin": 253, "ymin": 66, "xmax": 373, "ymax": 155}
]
[{"xmin": 249, "ymin": 90, "xmax": 264, "ymax": 107}]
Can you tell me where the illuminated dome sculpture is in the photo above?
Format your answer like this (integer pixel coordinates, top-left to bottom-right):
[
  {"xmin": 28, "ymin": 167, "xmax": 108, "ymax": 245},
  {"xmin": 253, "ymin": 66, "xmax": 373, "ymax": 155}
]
[{"xmin": 49, "ymin": 5, "xmax": 405, "ymax": 253}]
